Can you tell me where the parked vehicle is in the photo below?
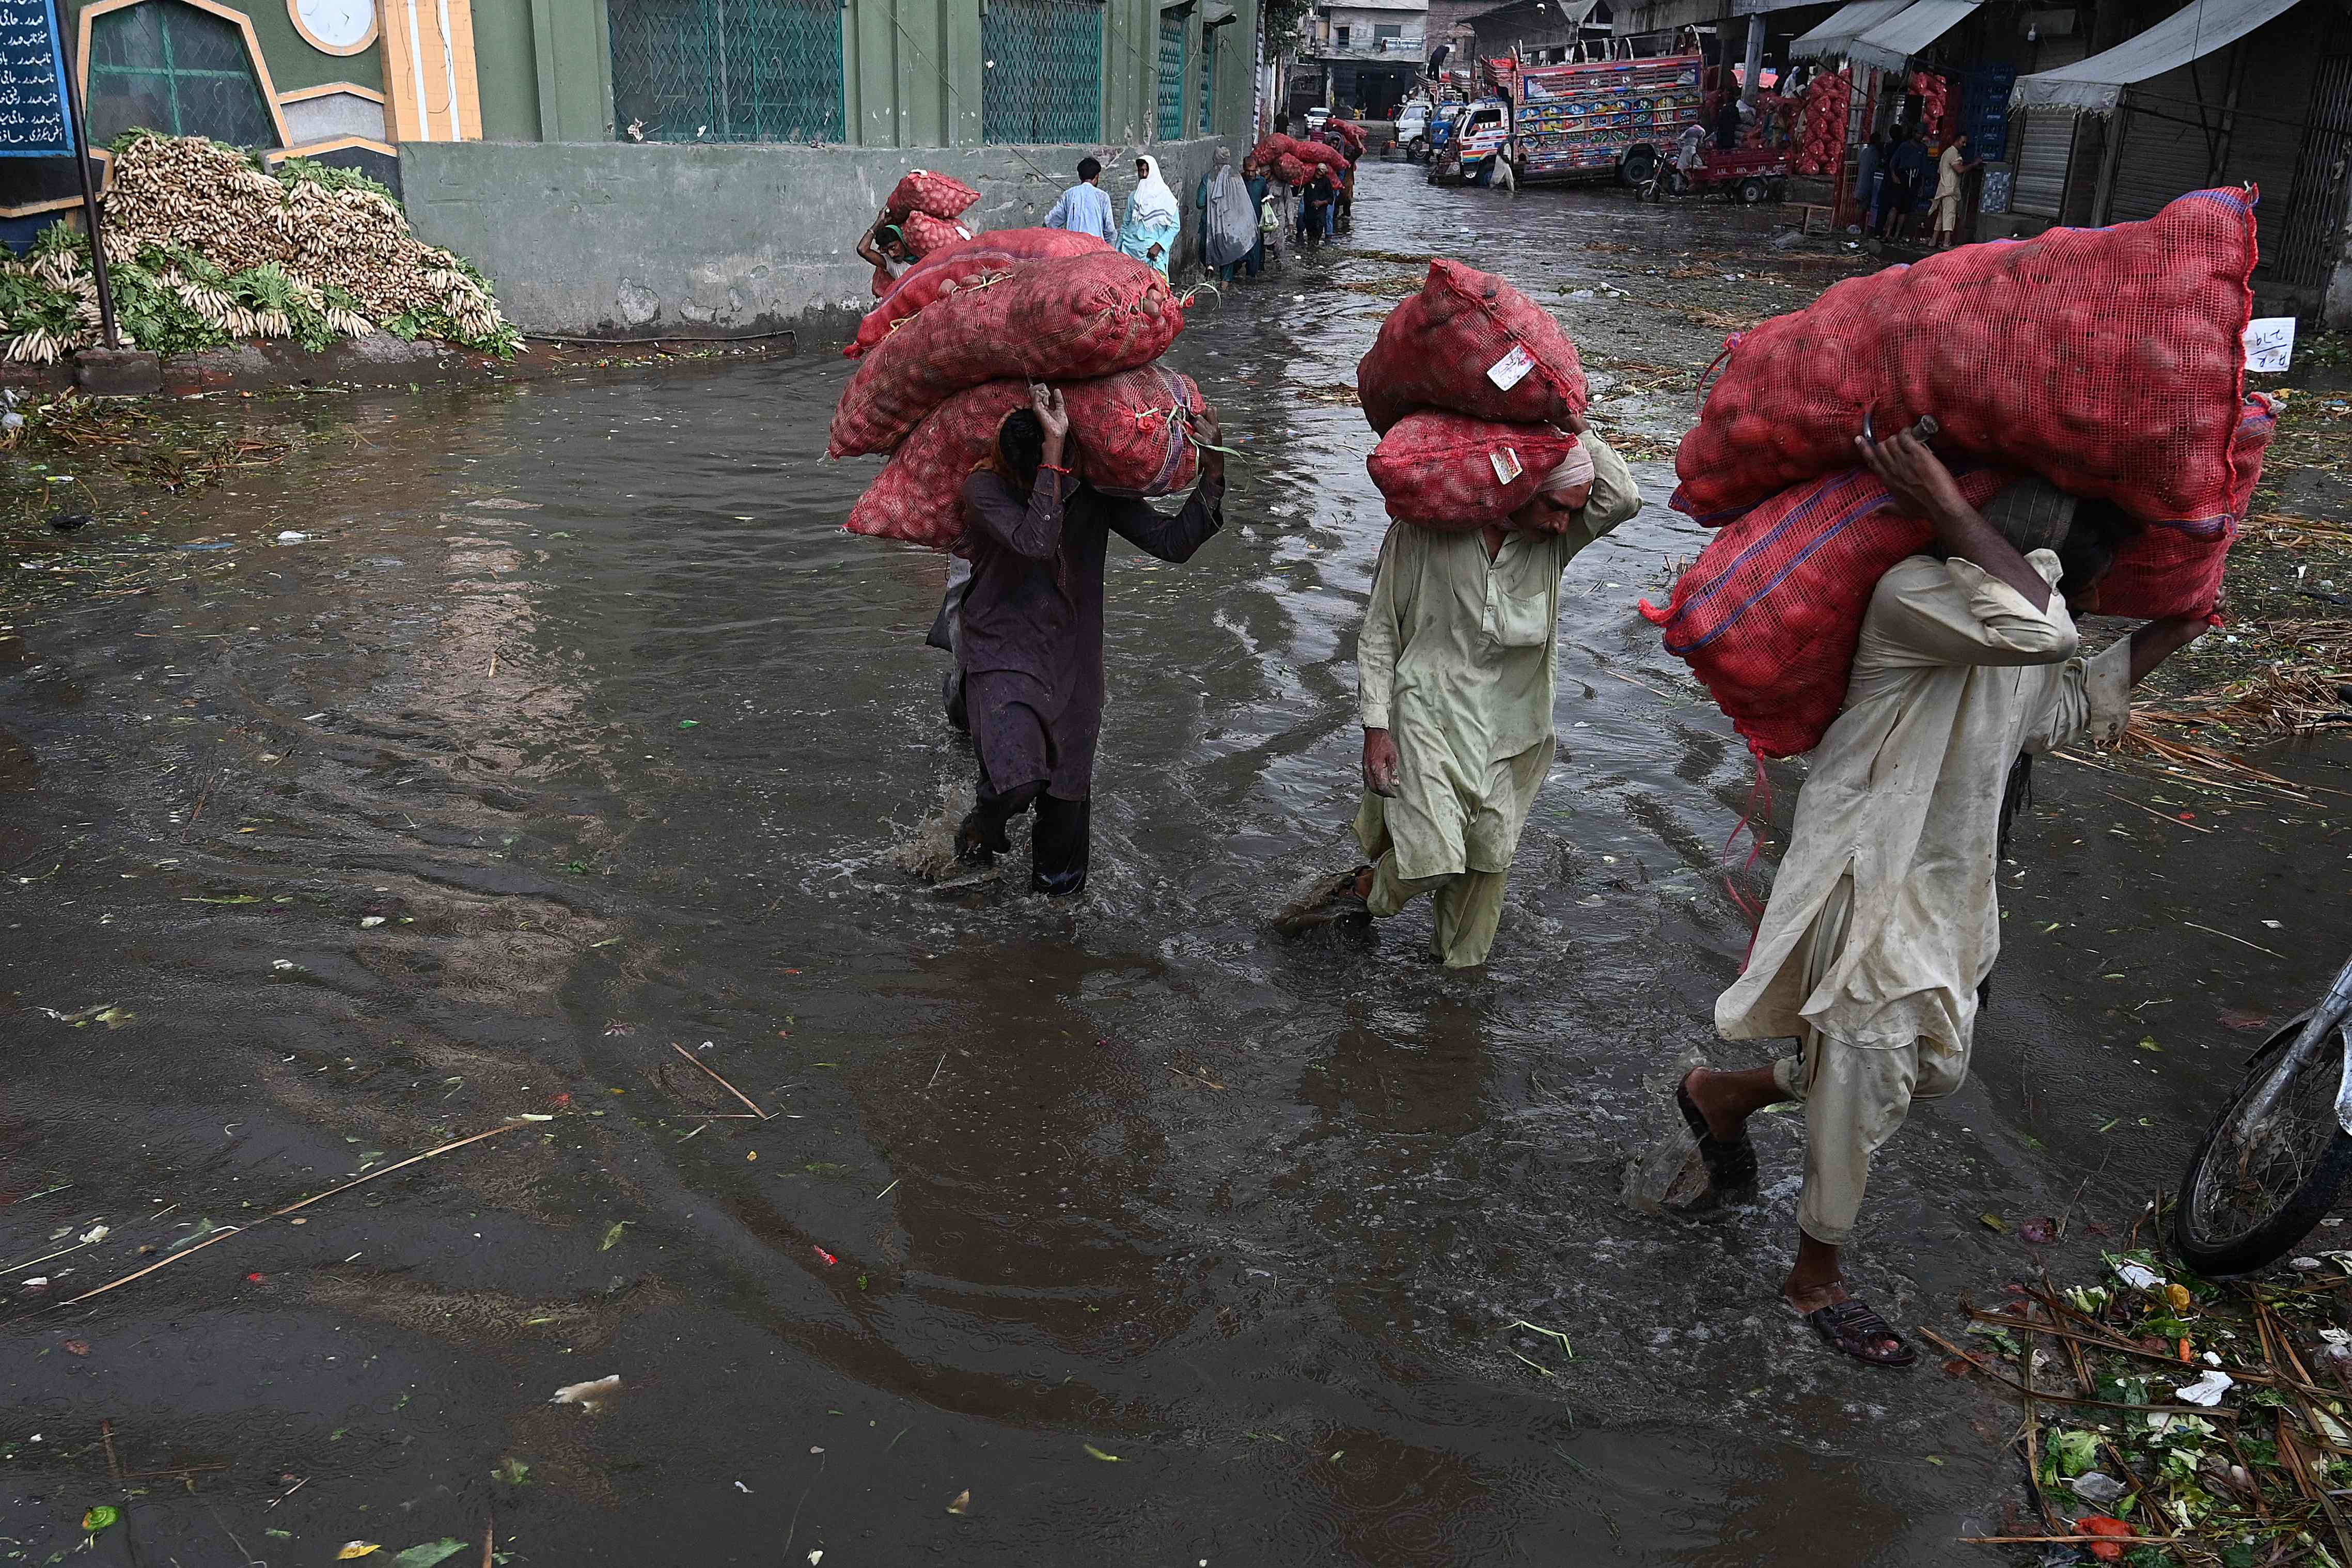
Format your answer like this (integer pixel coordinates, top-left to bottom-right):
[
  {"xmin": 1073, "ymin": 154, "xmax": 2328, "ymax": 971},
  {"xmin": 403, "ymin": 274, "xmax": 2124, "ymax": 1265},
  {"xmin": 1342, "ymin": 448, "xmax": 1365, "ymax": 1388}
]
[
  {"xmin": 1428, "ymin": 98, "xmax": 1509, "ymax": 186},
  {"xmin": 1486, "ymin": 53, "xmax": 1706, "ymax": 189},
  {"xmin": 1305, "ymin": 106, "xmax": 1331, "ymax": 133},
  {"xmin": 2174, "ymin": 957, "xmax": 2352, "ymax": 1276},
  {"xmin": 1650, "ymin": 144, "xmax": 1792, "ymax": 203},
  {"xmin": 1397, "ymin": 102, "xmax": 1432, "ymax": 160}
]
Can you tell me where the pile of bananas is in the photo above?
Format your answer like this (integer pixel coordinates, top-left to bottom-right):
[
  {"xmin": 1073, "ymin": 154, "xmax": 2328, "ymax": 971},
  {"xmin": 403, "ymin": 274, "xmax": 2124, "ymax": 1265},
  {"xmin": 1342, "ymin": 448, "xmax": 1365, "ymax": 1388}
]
[{"xmin": 0, "ymin": 132, "xmax": 519, "ymax": 364}]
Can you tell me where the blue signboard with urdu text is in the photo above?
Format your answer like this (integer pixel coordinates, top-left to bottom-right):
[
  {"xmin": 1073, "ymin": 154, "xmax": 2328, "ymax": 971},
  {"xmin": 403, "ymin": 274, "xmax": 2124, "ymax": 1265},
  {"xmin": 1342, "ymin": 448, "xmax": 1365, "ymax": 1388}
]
[{"xmin": 0, "ymin": 0, "xmax": 76, "ymax": 157}]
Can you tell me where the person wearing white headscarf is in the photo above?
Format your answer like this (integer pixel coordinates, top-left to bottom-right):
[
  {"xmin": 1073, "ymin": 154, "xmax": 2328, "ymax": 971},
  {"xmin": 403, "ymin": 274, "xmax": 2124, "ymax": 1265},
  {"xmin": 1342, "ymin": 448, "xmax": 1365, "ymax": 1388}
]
[
  {"xmin": 1273, "ymin": 428, "xmax": 1641, "ymax": 967},
  {"xmin": 1118, "ymin": 154, "xmax": 1181, "ymax": 277}
]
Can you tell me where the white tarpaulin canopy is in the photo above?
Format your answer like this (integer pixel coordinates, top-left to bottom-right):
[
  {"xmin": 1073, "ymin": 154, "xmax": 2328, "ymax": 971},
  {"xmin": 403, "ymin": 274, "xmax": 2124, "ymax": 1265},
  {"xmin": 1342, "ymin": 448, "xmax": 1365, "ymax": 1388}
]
[
  {"xmin": 2012, "ymin": 0, "xmax": 2303, "ymax": 113},
  {"xmin": 1787, "ymin": 0, "xmax": 1911, "ymax": 59},
  {"xmin": 1845, "ymin": 0, "xmax": 1981, "ymax": 72}
]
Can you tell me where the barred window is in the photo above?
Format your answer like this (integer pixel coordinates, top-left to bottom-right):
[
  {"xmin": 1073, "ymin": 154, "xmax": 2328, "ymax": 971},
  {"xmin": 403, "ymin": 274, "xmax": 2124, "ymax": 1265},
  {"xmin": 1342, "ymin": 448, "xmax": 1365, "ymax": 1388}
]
[
  {"xmin": 1154, "ymin": 9, "xmax": 1185, "ymax": 141},
  {"xmin": 607, "ymin": 0, "xmax": 843, "ymax": 143},
  {"xmin": 982, "ymin": 0, "xmax": 1103, "ymax": 145},
  {"xmin": 1198, "ymin": 27, "xmax": 1215, "ymax": 135},
  {"xmin": 88, "ymin": 0, "xmax": 276, "ymax": 148}
]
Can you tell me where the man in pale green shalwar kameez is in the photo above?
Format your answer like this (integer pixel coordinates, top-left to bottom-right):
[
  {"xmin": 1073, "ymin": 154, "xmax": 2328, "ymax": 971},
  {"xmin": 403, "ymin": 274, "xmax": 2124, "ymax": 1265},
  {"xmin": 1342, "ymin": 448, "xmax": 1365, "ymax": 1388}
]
[{"xmin": 1277, "ymin": 429, "xmax": 1642, "ymax": 966}]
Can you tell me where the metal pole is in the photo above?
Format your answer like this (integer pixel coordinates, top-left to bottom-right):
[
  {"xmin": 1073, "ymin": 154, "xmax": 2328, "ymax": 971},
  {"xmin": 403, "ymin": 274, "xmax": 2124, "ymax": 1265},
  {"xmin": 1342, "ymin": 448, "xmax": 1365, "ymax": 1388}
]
[
  {"xmin": 58, "ymin": 22, "xmax": 118, "ymax": 350},
  {"xmin": 1742, "ymin": 13, "xmax": 1763, "ymax": 103}
]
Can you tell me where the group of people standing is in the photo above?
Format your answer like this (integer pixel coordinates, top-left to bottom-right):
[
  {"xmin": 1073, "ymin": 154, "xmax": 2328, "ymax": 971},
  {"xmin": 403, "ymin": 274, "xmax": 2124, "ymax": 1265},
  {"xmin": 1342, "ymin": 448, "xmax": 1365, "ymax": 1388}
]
[{"xmin": 1854, "ymin": 124, "xmax": 1981, "ymax": 248}]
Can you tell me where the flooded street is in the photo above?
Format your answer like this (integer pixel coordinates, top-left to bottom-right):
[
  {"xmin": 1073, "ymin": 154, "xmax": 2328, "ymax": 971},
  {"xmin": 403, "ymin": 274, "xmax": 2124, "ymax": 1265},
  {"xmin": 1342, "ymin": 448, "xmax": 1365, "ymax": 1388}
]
[{"xmin": 5, "ymin": 162, "xmax": 2350, "ymax": 1566}]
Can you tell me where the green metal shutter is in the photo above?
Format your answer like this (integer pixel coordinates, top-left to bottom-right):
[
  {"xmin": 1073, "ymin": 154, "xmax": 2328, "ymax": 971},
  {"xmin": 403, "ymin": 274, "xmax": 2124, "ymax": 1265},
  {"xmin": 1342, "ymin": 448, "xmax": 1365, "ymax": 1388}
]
[
  {"xmin": 1199, "ymin": 28, "xmax": 1215, "ymax": 135},
  {"xmin": 983, "ymin": 0, "xmax": 1105, "ymax": 144},
  {"xmin": 607, "ymin": 0, "xmax": 843, "ymax": 143},
  {"xmin": 1156, "ymin": 10, "xmax": 1186, "ymax": 140}
]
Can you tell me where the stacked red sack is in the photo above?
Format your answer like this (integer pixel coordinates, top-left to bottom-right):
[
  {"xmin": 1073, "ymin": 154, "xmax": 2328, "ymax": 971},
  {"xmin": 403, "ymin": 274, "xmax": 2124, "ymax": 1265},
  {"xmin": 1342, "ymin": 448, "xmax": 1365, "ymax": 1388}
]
[
  {"xmin": 1355, "ymin": 261, "xmax": 1591, "ymax": 527},
  {"xmin": 1252, "ymin": 134, "xmax": 1347, "ymax": 178},
  {"xmin": 1792, "ymin": 72, "xmax": 1849, "ymax": 177},
  {"xmin": 847, "ymin": 227, "xmax": 1109, "ymax": 359},
  {"xmin": 1646, "ymin": 188, "xmax": 2267, "ymax": 757},
  {"xmin": 884, "ymin": 169, "xmax": 980, "ymax": 225},
  {"xmin": 1908, "ymin": 71, "xmax": 1951, "ymax": 140},
  {"xmin": 900, "ymin": 213, "xmax": 973, "ymax": 258},
  {"xmin": 834, "ymin": 249, "xmax": 1213, "ymax": 551}
]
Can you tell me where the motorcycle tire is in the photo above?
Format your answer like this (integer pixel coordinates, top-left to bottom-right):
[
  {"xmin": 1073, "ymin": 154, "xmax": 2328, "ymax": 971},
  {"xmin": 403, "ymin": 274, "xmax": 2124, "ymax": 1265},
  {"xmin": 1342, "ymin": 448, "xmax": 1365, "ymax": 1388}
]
[
  {"xmin": 1737, "ymin": 177, "xmax": 1767, "ymax": 205},
  {"xmin": 2174, "ymin": 1009, "xmax": 2352, "ymax": 1276}
]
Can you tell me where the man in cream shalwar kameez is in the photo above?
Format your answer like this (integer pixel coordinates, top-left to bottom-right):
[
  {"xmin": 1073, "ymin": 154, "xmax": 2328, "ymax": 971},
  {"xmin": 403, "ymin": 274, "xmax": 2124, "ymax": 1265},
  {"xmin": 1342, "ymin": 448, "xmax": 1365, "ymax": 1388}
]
[
  {"xmin": 1679, "ymin": 434, "xmax": 2213, "ymax": 1366},
  {"xmin": 1276, "ymin": 429, "xmax": 1642, "ymax": 966}
]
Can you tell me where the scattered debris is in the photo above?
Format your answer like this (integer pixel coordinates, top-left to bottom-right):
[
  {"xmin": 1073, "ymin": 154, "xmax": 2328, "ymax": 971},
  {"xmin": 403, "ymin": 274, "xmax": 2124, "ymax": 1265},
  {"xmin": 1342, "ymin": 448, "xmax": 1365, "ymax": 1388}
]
[{"xmin": 549, "ymin": 1375, "xmax": 621, "ymax": 1413}]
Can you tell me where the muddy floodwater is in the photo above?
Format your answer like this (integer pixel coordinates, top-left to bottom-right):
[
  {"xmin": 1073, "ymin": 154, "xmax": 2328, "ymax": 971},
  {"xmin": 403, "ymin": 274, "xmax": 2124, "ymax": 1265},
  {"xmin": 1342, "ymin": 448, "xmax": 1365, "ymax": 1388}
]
[{"xmin": 4, "ymin": 163, "xmax": 2350, "ymax": 1567}]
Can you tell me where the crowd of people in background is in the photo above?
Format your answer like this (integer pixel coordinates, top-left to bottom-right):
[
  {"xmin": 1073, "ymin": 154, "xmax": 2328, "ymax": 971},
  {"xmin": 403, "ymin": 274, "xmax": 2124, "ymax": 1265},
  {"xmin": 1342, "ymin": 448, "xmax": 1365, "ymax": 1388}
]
[{"xmin": 1854, "ymin": 122, "xmax": 1981, "ymax": 248}]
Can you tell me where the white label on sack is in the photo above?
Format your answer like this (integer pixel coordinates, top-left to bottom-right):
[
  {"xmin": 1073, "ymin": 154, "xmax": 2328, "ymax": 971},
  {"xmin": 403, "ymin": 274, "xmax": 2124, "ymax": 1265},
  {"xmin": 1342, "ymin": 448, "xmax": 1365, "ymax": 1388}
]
[
  {"xmin": 1488, "ymin": 446, "xmax": 1524, "ymax": 485},
  {"xmin": 1486, "ymin": 344, "xmax": 1535, "ymax": 390},
  {"xmin": 2244, "ymin": 317, "xmax": 2294, "ymax": 373}
]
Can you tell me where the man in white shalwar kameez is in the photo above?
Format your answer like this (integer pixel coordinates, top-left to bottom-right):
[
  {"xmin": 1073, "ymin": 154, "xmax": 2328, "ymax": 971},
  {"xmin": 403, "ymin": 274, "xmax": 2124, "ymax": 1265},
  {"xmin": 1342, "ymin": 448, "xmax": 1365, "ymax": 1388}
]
[
  {"xmin": 1274, "ymin": 428, "xmax": 1642, "ymax": 967},
  {"xmin": 1678, "ymin": 432, "xmax": 2214, "ymax": 1367}
]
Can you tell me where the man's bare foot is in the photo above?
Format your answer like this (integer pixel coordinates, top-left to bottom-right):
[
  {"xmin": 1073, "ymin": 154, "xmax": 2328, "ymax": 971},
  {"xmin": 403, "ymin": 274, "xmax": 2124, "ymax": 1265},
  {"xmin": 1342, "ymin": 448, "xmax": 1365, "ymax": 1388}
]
[
  {"xmin": 1680, "ymin": 1064, "xmax": 1778, "ymax": 1143},
  {"xmin": 1785, "ymin": 1238, "xmax": 1913, "ymax": 1365}
]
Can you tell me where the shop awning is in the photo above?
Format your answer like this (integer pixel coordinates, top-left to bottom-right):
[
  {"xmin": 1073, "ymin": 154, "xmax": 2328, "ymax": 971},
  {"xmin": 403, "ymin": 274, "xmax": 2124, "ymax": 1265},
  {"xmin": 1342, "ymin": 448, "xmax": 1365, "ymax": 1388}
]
[
  {"xmin": 1845, "ymin": 0, "xmax": 1980, "ymax": 71},
  {"xmin": 1786, "ymin": 0, "xmax": 1910, "ymax": 59},
  {"xmin": 1609, "ymin": 0, "xmax": 1730, "ymax": 37},
  {"xmin": 2012, "ymin": 0, "xmax": 2302, "ymax": 113}
]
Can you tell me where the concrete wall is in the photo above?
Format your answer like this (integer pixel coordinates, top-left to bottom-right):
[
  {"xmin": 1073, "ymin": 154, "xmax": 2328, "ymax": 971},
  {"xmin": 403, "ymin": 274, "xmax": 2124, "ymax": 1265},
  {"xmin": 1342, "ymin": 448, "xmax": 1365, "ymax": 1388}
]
[{"xmin": 400, "ymin": 137, "xmax": 1227, "ymax": 341}]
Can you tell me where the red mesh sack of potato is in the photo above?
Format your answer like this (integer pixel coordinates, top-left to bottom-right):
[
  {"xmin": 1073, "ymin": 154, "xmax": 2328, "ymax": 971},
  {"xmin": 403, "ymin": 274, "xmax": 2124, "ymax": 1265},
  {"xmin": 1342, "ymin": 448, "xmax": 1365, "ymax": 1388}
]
[
  {"xmin": 1357, "ymin": 259, "xmax": 1588, "ymax": 433},
  {"xmin": 2079, "ymin": 396, "xmax": 2275, "ymax": 619},
  {"xmin": 829, "ymin": 252, "xmax": 1184, "ymax": 457},
  {"xmin": 884, "ymin": 169, "xmax": 980, "ymax": 224},
  {"xmin": 900, "ymin": 212, "xmax": 973, "ymax": 258},
  {"xmin": 1671, "ymin": 187, "xmax": 2260, "ymax": 532},
  {"xmin": 1367, "ymin": 413, "xmax": 1587, "ymax": 528},
  {"xmin": 848, "ymin": 227, "xmax": 1109, "ymax": 359},
  {"xmin": 1274, "ymin": 154, "xmax": 1310, "ymax": 186},
  {"xmin": 1640, "ymin": 466, "xmax": 2014, "ymax": 758},
  {"xmin": 846, "ymin": 367, "xmax": 1213, "ymax": 549}
]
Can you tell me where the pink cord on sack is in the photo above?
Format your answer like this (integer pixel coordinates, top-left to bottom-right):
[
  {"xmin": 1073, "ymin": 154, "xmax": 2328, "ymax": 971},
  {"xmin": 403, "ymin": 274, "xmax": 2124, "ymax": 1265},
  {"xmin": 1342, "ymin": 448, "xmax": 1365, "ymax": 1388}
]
[{"xmin": 1721, "ymin": 742, "xmax": 1773, "ymax": 969}]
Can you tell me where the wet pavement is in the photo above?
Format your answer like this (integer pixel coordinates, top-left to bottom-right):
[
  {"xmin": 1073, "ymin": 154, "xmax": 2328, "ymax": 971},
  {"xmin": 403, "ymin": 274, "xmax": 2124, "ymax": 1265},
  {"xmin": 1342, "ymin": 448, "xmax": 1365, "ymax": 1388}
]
[{"xmin": 3, "ymin": 160, "xmax": 2350, "ymax": 1567}]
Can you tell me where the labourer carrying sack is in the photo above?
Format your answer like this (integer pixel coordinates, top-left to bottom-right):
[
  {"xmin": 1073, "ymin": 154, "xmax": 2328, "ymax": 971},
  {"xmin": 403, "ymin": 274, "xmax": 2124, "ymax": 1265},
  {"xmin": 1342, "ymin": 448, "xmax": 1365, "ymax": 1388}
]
[
  {"xmin": 1273, "ymin": 427, "xmax": 1640, "ymax": 966},
  {"xmin": 952, "ymin": 384, "xmax": 1227, "ymax": 895},
  {"xmin": 1674, "ymin": 429, "xmax": 2215, "ymax": 1368}
]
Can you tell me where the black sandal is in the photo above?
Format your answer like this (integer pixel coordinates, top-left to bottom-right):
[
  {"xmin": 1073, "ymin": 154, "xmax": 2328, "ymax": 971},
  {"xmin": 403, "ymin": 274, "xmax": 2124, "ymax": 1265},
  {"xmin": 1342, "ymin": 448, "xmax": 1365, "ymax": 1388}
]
[
  {"xmin": 1272, "ymin": 866, "xmax": 1372, "ymax": 937},
  {"xmin": 1675, "ymin": 1072, "xmax": 1758, "ymax": 1191},
  {"xmin": 1802, "ymin": 1297, "xmax": 1918, "ymax": 1367}
]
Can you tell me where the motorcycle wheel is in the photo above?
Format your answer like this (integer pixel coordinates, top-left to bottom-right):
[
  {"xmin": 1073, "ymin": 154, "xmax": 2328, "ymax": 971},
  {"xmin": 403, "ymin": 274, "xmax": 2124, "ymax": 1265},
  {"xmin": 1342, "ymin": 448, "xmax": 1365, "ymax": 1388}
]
[
  {"xmin": 2174, "ymin": 1009, "xmax": 2352, "ymax": 1276},
  {"xmin": 1619, "ymin": 146, "xmax": 1657, "ymax": 189},
  {"xmin": 1737, "ymin": 177, "xmax": 1767, "ymax": 205}
]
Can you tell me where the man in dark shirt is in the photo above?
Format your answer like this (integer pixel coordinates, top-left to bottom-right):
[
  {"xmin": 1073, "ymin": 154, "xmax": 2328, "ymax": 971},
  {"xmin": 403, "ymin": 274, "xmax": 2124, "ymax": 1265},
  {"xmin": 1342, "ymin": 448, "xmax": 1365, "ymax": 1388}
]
[
  {"xmin": 1299, "ymin": 168, "xmax": 1336, "ymax": 253},
  {"xmin": 953, "ymin": 385, "xmax": 1226, "ymax": 895},
  {"xmin": 1714, "ymin": 95, "xmax": 1745, "ymax": 151},
  {"xmin": 1881, "ymin": 125, "xmax": 1932, "ymax": 243}
]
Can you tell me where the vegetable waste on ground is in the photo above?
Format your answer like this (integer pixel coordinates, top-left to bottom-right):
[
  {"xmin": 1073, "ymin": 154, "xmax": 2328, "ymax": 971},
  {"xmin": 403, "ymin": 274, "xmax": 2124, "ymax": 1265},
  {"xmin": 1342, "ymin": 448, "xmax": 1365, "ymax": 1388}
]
[{"xmin": 0, "ymin": 132, "xmax": 519, "ymax": 364}]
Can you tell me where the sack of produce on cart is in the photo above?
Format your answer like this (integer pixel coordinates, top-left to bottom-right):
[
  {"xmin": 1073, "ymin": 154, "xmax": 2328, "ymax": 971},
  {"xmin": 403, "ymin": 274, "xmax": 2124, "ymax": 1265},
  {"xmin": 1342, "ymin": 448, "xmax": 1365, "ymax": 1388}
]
[
  {"xmin": 1366, "ymin": 412, "xmax": 1589, "ymax": 527},
  {"xmin": 1669, "ymin": 187, "xmax": 2261, "ymax": 532},
  {"xmin": 2075, "ymin": 396, "xmax": 2276, "ymax": 620},
  {"xmin": 1356, "ymin": 259, "xmax": 1587, "ymax": 433},
  {"xmin": 884, "ymin": 169, "xmax": 981, "ymax": 224},
  {"xmin": 846, "ymin": 228, "xmax": 1111, "ymax": 360},
  {"xmin": 1640, "ymin": 466, "xmax": 2014, "ymax": 759},
  {"xmin": 846, "ymin": 366, "xmax": 1213, "ymax": 549},
  {"xmin": 829, "ymin": 251, "xmax": 1185, "ymax": 458},
  {"xmin": 900, "ymin": 212, "xmax": 974, "ymax": 258}
]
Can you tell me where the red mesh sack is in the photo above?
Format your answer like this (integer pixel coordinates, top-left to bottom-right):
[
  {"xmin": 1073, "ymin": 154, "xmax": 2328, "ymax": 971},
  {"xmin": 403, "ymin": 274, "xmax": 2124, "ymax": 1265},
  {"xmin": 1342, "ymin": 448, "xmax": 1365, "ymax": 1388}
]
[
  {"xmin": 848, "ymin": 227, "xmax": 1109, "ymax": 359},
  {"xmin": 829, "ymin": 252, "xmax": 1185, "ymax": 457},
  {"xmin": 884, "ymin": 169, "xmax": 980, "ymax": 224},
  {"xmin": 1367, "ymin": 413, "xmax": 1587, "ymax": 528},
  {"xmin": 1357, "ymin": 259, "xmax": 1588, "ymax": 433},
  {"xmin": 845, "ymin": 367, "xmax": 1214, "ymax": 550},
  {"xmin": 2079, "ymin": 397, "xmax": 2275, "ymax": 619},
  {"xmin": 1274, "ymin": 154, "xmax": 1310, "ymax": 186},
  {"xmin": 1639, "ymin": 466, "xmax": 2014, "ymax": 758},
  {"xmin": 1671, "ymin": 187, "xmax": 2260, "ymax": 531},
  {"xmin": 900, "ymin": 212, "xmax": 973, "ymax": 258}
]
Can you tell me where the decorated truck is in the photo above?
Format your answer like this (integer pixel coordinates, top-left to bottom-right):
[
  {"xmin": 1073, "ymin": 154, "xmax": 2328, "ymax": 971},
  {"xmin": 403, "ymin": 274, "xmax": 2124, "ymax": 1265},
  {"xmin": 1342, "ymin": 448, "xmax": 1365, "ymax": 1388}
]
[{"xmin": 1493, "ymin": 54, "xmax": 1707, "ymax": 187}]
